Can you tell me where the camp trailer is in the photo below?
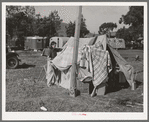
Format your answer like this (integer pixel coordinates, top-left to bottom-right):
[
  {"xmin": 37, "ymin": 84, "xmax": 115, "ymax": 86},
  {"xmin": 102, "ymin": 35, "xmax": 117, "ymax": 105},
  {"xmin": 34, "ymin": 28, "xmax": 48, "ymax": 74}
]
[
  {"xmin": 24, "ymin": 36, "xmax": 48, "ymax": 51},
  {"xmin": 49, "ymin": 37, "xmax": 69, "ymax": 48},
  {"xmin": 108, "ymin": 38, "xmax": 125, "ymax": 49}
]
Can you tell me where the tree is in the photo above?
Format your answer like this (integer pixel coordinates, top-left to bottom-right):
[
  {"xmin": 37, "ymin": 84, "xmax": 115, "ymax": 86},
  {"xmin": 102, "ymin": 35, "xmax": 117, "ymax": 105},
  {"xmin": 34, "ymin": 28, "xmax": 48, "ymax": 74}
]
[
  {"xmin": 6, "ymin": 7, "xmax": 63, "ymax": 47},
  {"xmin": 98, "ymin": 22, "xmax": 117, "ymax": 36},
  {"xmin": 65, "ymin": 21, "xmax": 75, "ymax": 37},
  {"xmin": 119, "ymin": 6, "xmax": 143, "ymax": 26},
  {"xmin": 119, "ymin": 6, "xmax": 143, "ymax": 40},
  {"xmin": 34, "ymin": 10, "xmax": 62, "ymax": 39},
  {"xmin": 44, "ymin": 10, "xmax": 62, "ymax": 38},
  {"xmin": 80, "ymin": 16, "xmax": 90, "ymax": 37},
  {"xmin": 6, "ymin": 6, "xmax": 35, "ymax": 17},
  {"xmin": 116, "ymin": 27, "xmax": 132, "ymax": 43},
  {"xmin": 66, "ymin": 15, "xmax": 90, "ymax": 37},
  {"xmin": 6, "ymin": 6, "xmax": 35, "ymax": 38},
  {"xmin": 6, "ymin": 6, "xmax": 36, "ymax": 47}
]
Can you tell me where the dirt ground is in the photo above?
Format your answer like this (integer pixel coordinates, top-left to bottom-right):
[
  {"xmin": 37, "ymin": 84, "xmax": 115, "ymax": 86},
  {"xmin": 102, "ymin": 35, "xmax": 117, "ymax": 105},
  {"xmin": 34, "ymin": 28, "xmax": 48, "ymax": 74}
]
[{"xmin": 6, "ymin": 49, "xmax": 144, "ymax": 112}]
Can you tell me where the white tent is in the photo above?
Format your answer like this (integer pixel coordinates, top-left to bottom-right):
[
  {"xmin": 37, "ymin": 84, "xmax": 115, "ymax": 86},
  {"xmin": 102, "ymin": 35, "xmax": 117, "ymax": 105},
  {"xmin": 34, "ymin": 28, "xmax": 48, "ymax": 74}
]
[{"xmin": 46, "ymin": 35, "xmax": 135, "ymax": 96}]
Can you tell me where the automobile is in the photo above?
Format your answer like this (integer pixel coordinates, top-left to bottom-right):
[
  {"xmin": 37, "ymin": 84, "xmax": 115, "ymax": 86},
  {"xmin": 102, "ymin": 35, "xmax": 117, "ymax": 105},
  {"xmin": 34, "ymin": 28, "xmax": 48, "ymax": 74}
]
[{"xmin": 6, "ymin": 46, "xmax": 21, "ymax": 69}]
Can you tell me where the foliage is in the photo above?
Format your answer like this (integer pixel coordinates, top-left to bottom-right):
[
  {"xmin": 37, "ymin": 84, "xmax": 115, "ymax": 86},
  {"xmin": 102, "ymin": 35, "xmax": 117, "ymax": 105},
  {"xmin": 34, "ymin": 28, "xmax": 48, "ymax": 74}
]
[
  {"xmin": 66, "ymin": 15, "xmax": 90, "ymax": 38},
  {"xmin": 119, "ymin": 6, "xmax": 143, "ymax": 26},
  {"xmin": 6, "ymin": 6, "xmax": 35, "ymax": 17},
  {"xmin": 6, "ymin": 6, "xmax": 36, "ymax": 47},
  {"xmin": 6, "ymin": 6, "xmax": 35, "ymax": 38},
  {"xmin": 65, "ymin": 21, "xmax": 75, "ymax": 37},
  {"xmin": 116, "ymin": 27, "xmax": 133, "ymax": 43},
  {"xmin": 6, "ymin": 6, "xmax": 62, "ymax": 47},
  {"xmin": 98, "ymin": 22, "xmax": 117, "ymax": 35},
  {"xmin": 35, "ymin": 11, "xmax": 62, "ymax": 38},
  {"xmin": 118, "ymin": 6, "xmax": 143, "ymax": 41}
]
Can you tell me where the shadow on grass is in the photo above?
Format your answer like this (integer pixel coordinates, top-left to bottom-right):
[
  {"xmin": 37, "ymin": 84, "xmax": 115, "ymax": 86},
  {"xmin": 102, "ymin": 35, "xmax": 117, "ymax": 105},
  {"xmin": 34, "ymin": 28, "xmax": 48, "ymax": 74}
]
[
  {"xmin": 106, "ymin": 82, "xmax": 130, "ymax": 94},
  {"xmin": 106, "ymin": 80, "xmax": 142, "ymax": 95},
  {"xmin": 106, "ymin": 86, "xmax": 121, "ymax": 94},
  {"xmin": 18, "ymin": 63, "xmax": 36, "ymax": 69}
]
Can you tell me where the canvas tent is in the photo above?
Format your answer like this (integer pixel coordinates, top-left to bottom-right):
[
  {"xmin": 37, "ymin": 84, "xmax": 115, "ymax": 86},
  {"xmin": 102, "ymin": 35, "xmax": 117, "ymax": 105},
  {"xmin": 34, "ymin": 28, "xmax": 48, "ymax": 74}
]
[
  {"xmin": 46, "ymin": 35, "xmax": 135, "ymax": 96},
  {"xmin": 108, "ymin": 38, "xmax": 125, "ymax": 49}
]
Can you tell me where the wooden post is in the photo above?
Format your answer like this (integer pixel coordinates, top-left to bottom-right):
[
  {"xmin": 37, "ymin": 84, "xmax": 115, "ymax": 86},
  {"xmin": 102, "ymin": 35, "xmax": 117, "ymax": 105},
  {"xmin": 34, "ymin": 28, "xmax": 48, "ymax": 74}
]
[{"xmin": 70, "ymin": 6, "xmax": 82, "ymax": 97}]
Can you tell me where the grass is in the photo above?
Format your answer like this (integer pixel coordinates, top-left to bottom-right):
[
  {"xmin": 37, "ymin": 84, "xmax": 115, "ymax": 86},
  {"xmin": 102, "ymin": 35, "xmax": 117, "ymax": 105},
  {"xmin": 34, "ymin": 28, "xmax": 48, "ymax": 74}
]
[{"xmin": 6, "ymin": 49, "xmax": 144, "ymax": 112}]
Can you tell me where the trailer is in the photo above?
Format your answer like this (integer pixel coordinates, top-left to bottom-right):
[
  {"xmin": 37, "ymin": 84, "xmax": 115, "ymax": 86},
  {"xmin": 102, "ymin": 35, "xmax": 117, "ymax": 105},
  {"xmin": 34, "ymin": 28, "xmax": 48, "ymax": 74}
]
[
  {"xmin": 49, "ymin": 37, "xmax": 69, "ymax": 48},
  {"xmin": 108, "ymin": 38, "xmax": 125, "ymax": 49},
  {"xmin": 24, "ymin": 36, "xmax": 48, "ymax": 51}
]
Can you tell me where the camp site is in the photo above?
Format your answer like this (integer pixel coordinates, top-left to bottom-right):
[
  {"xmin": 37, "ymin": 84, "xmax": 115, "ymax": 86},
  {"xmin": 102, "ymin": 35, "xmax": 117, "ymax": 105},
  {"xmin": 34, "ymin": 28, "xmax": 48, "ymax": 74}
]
[{"xmin": 4, "ymin": 4, "xmax": 146, "ymax": 118}]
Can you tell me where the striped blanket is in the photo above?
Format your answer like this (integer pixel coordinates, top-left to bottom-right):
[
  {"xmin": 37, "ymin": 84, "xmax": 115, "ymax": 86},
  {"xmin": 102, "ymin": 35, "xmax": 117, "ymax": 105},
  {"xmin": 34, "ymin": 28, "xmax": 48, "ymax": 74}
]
[{"xmin": 91, "ymin": 48, "xmax": 110, "ymax": 87}]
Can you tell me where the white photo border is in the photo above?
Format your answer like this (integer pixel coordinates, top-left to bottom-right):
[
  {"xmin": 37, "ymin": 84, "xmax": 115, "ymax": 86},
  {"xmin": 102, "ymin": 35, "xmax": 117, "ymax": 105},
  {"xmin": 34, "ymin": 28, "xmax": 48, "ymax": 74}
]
[{"xmin": 2, "ymin": 2, "xmax": 148, "ymax": 120}]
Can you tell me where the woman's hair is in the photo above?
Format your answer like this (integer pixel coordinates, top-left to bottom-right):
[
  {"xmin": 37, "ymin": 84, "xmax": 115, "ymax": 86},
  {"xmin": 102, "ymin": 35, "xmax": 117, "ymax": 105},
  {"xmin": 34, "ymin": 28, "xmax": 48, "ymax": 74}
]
[
  {"xmin": 51, "ymin": 41, "xmax": 56, "ymax": 45},
  {"xmin": 50, "ymin": 41, "xmax": 57, "ymax": 48}
]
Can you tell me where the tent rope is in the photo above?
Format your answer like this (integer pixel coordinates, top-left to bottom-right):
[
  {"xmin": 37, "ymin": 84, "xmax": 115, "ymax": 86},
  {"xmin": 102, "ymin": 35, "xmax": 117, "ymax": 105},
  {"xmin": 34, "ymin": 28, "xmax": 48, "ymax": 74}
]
[{"xmin": 36, "ymin": 65, "xmax": 47, "ymax": 82}]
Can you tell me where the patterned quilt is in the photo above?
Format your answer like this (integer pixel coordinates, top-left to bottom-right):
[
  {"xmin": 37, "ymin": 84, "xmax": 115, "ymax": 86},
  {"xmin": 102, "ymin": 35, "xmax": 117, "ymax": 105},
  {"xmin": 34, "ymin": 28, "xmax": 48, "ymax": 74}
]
[{"xmin": 91, "ymin": 48, "xmax": 110, "ymax": 87}]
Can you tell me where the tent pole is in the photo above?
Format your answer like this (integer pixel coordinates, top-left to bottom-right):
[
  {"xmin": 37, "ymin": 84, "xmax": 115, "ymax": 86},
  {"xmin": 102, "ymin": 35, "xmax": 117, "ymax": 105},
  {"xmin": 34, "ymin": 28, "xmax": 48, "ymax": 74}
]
[{"xmin": 70, "ymin": 6, "xmax": 82, "ymax": 97}]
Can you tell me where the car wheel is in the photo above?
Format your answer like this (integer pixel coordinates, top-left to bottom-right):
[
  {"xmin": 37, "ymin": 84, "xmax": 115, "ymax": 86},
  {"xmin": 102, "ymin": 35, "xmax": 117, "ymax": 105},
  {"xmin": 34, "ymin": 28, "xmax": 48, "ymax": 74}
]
[{"xmin": 7, "ymin": 56, "xmax": 19, "ymax": 69}]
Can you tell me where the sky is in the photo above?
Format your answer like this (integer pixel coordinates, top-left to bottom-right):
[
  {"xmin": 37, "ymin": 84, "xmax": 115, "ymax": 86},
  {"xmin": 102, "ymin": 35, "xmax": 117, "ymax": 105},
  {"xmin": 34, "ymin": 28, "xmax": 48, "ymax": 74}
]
[{"xmin": 34, "ymin": 6, "xmax": 130, "ymax": 34}]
